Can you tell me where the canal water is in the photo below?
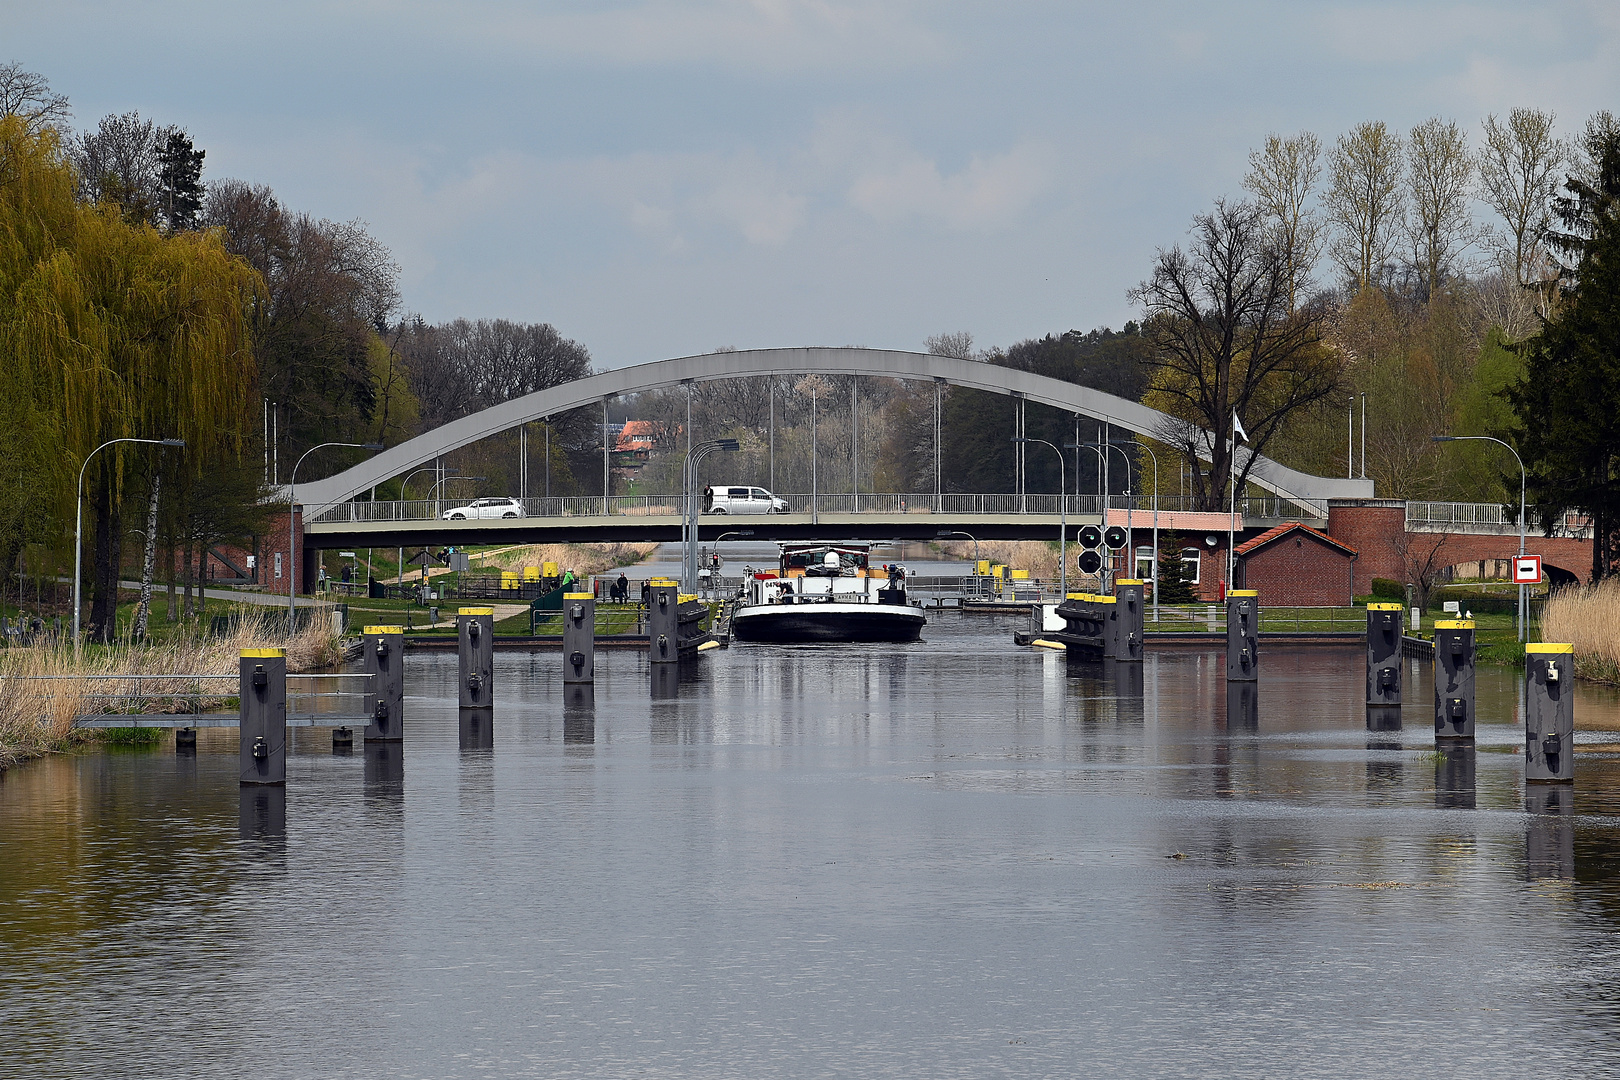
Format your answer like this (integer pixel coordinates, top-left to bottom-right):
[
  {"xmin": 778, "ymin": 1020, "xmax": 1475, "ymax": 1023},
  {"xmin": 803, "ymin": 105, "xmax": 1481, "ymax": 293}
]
[{"xmin": 3, "ymin": 614, "xmax": 1620, "ymax": 1079}]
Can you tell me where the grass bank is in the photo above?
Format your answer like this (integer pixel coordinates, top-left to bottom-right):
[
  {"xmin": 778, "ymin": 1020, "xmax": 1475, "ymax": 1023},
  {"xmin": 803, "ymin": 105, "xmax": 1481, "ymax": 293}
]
[
  {"xmin": 0, "ymin": 611, "xmax": 342, "ymax": 773},
  {"xmin": 1542, "ymin": 579, "xmax": 1620, "ymax": 683}
]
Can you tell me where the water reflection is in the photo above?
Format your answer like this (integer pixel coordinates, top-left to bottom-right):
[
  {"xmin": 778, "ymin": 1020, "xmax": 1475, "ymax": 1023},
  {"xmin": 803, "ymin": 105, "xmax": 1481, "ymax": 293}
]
[
  {"xmin": 1527, "ymin": 783, "xmax": 1577, "ymax": 880},
  {"xmin": 5, "ymin": 621, "xmax": 1620, "ymax": 1078},
  {"xmin": 237, "ymin": 785, "xmax": 285, "ymax": 850},
  {"xmin": 458, "ymin": 706, "xmax": 494, "ymax": 751}
]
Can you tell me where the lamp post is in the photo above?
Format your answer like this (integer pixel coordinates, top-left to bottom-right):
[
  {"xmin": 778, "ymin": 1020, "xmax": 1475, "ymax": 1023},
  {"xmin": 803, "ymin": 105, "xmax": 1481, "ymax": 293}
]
[
  {"xmin": 683, "ymin": 439, "xmax": 740, "ymax": 592},
  {"xmin": 1014, "ymin": 437, "xmax": 1066, "ymax": 597},
  {"xmin": 1433, "ymin": 435, "xmax": 1527, "ymax": 641},
  {"xmin": 289, "ymin": 441, "xmax": 383, "ymax": 633},
  {"xmin": 75, "ymin": 437, "xmax": 184, "ymax": 656},
  {"xmin": 428, "ymin": 474, "xmax": 486, "ymax": 510},
  {"xmin": 1126, "ymin": 442, "xmax": 1163, "ymax": 623},
  {"xmin": 935, "ymin": 529, "xmax": 979, "ymax": 568}
]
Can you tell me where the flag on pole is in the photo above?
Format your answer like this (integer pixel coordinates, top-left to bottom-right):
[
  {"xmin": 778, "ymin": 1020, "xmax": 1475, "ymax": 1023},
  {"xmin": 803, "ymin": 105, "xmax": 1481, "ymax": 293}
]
[{"xmin": 1232, "ymin": 412, "xmax": 1248, "ymax": 443}]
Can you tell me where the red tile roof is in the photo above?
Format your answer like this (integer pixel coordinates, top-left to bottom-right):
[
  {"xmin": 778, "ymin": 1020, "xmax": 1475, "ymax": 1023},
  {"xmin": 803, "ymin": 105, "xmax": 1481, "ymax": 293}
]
[{"xmin": 1235, "ymin": 522, "xmax": 1357, "ymax": 557}]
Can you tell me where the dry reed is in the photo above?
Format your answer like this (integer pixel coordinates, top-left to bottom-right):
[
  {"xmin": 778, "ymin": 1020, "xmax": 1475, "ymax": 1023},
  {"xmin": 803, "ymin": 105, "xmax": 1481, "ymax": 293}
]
[
  {"xmin": 480, "ymin": 542, "xmax": 657, "ymax": 577},
  {"xmin": 1541, "ymin": 578, "xmax": 1620, "ymax": 683},
  {"xmin": 939, "ymin": 540, "xmax": 1064, "ymax": 581},
  {"xmin": 0, "ymin": 609, "xmax": 342, "ymax": 772}
]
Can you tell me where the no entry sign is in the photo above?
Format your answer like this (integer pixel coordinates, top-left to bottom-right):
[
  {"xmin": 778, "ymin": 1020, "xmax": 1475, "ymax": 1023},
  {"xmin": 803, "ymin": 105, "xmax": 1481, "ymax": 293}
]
[{"xmin": 1512, "ymin": 555, "xmax": 1543, "ymax": 584}]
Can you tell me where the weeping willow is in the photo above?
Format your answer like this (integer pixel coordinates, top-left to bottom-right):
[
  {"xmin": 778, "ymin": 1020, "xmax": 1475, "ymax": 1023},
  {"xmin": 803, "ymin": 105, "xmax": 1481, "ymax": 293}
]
[{"xmin": 0, "ymin": 115, "xmax": 263, "ymax": 627}]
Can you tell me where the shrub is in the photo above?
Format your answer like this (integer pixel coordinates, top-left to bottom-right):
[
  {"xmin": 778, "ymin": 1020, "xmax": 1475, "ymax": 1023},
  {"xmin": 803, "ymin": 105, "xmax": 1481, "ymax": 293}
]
[{"xmin": 1370, "ymin": 578, "xmax": 1405, "ymax": 599}]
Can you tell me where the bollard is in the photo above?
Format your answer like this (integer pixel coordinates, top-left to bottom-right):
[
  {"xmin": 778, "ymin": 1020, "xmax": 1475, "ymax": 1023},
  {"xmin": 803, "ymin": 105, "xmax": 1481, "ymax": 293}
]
[
  {"xmin": 1225, "ymin": 590, "xmax": 1258, "ymax": 682},
  {"xmin": 1433, "ymin": 619, "xmax": 1476, "ymax": 740},
  {"xmin": 239, "ymin": 647, "xmax": 287, "ymax": 785},
  {"xmin": 1525, "ymin": 643, "xmax": 1574, "ymax": 783},
  {"xmin": 1365, "ymin": 603, "xmax": 1403, "ymax": 706},
  {"xmin": 1095, "ymin": 595, "xmax": 1119, "ymax": 659},
  {"xmin": 563, "ymin": 592, "xmax": 595, "ymax": 684},
  {"xmin": 647, "ymin": 578, "xmax": 680, "ymax": 665},
  {"xmin": 332, "ymin": 726, "xmax": 354, "ymax": 752},
  {"xmin": 457, "ymin": 607, "xmax": 495, "ymax": 709},
  {"xmin": 364, "ymin": 625, "xmax": 406, "ymax": 742},
  {"xmin": 1114, "ymin": 580, "xmax": 1145, "ymax": 662},
  {"xmin": 1435, "ymin": 743, "xmax": 1475, "ymax": 810}
]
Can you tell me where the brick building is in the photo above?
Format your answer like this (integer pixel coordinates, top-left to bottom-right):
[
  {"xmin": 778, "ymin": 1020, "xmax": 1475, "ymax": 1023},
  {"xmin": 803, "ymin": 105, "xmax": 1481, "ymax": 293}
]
[{"xmin": 1234, "ymin": 523, "xmax": 1358, "ymax": 606}]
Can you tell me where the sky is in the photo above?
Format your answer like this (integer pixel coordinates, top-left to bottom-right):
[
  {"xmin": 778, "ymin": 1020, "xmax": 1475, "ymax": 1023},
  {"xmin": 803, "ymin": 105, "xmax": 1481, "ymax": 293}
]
[{"xmin": 6, "ymin": 1, "xmax": 1619, "ymax": 370}]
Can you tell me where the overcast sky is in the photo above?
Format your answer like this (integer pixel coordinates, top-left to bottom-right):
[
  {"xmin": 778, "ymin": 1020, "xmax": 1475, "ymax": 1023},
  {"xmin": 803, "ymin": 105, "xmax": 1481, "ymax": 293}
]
[{"xmin": 8, "ymin": 1, "xmax": 1619, "ymax": 368}]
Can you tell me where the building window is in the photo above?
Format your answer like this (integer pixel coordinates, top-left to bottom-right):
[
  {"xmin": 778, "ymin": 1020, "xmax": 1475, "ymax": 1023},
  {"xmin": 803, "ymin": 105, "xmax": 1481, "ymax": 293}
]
[
  {"xmin": 1181, "ymin": 548, "xmax": 1201, "ymax": 584},
  {"xmin": 1135, "ymin": 547, "xmax": 1155, "ymax": 580}
]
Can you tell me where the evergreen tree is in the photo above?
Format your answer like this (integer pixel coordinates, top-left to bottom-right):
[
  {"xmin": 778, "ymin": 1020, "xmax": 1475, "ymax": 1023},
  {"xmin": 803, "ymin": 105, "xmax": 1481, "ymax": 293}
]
[
  {"xmin": 1155, "ymin": 533, "xmax": 1197, "ymax": 603},
  {"xmin": 1508, "ymin": 115, "xmax": 1620, "ymax": 580},
  {"xmin": 155, "ymin": 127, "xmax": 204, "ymax": 231}
]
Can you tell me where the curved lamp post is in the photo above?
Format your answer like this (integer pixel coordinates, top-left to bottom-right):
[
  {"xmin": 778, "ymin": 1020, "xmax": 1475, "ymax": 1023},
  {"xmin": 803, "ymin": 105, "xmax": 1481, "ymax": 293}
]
[
  {"xmin": 428, "ymin": 474, "xmax": 486, "ymax": 514},
  {"xmin": 1433, "ymin": 435, "xmax": 1527, "ymax": 641},
  {"xmin": 75, "ymin": 437, "xmax": 185, "ymax": 656},
  {"xmin": 290, "ymin": 441, "xmax": 383, "ymax": 634},
  {"xmin": 683, "ymin": 439, "xmax": 740, "ymax": 591},
  {"xmin": 1014, "ymin": 437, "xmax": 1066, "ymax": 598}
]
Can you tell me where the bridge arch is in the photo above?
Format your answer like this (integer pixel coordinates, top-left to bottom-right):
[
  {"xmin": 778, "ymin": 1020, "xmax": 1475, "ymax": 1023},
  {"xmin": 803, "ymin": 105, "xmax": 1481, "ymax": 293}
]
[{"xmin": 296, "ymin": 347, "xmax": 1373, "ymax": 515}]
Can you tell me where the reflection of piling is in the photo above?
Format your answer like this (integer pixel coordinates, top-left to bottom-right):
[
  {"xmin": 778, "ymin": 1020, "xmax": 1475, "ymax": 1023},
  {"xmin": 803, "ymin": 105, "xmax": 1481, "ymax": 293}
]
[
  {"xmin": 1433, "ymin": 619, "xmax": 1476, "ymax": 740},
  {"xmin": 1366, "ymin": 603, "xmax": 1403, "ymax": 706},
  {"xmin": 364, "ymin": 740, "xmax": 405, "ymax": 801},
  {"xmin": 1225, "ymin": 590, "xmax": 1258, "ymax": 682},
  {"xmin": 1526, "ymin": 644, "xmax": 1574, "ymax": 784},
  {"xmin": 651, "ymin": 663, "xmax": 679, "ymax": 700},
  {"xmin": 459, "ymin": 707, "xmax": 494, "ymax": 750},
  {"xmin": 563, "ymin": 683, "xmax": 595, "ymax": 743},
  {"xmin": 647, "ymin": 579, "xmax": 680, "ymax": 666},
  {"xmin": 564, "ymin": 593, "xmax": 595, "ymax": 684},
  {"xmin": 176, "ymin": 726, "xmax": 197, "ymax": 753},
  {"xmin": 1526, "ymin": 784, "xmax": 1576, "ymax": 879},
  {"xmin": 458, "ymin": 607, "xmax": 495, "ymax": 709},
  {"xmin": 239, "ymin": 648, "xmax": 287, "ymax": 785},
  {"xmin": 364, "ymin": 625, "xmax": 405, "ymax": 742},
  {"xmin": 1224, "ymin": 680, "xmax": 1258, "ymax": 731},
  {"xmin": 1366, "ymin": 706, "xmax": 1402, "ymax": 733},
  {"xmin": 1114, "ymin": 580, "xmax": 1145, "ymax": 662},
  {"xmin": 238, "ymin": 786, "xmax": 286, "ymax": 844},
  {"xmin": 1434, "ymin": 743, "xmax": 1476, "ymax": 809}
]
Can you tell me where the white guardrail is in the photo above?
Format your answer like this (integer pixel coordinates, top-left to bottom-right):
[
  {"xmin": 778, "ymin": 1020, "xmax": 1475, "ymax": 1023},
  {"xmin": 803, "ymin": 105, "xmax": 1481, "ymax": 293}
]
[{"xmin": 308, "ymin": 493, "xmax": 1324, "ymax": 525}]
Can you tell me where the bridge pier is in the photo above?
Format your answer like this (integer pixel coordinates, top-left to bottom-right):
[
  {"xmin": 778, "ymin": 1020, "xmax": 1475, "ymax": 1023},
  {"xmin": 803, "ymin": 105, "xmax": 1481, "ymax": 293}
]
[
  {"xmin": 1526, "ymin": 644, "xmax": 1574, "ymax": 783},
  {"xmin": 364, "ymin": 625, "xmax": 406, "ymax": 741},
  {"xmin": 239, "ymin": 648, "xmax": 287, "ymax": 786},
  {"xmin": 1434, "ymin": 619, "xmax": 1475, "ymax": 740},
  {"xmin": 564, "ymin": 593, "xmax": 595, "ymax": 684},
  {"xmin": 1225, "ymin": 590, "xmax": 1258, "ymax": 682},
  {"xmin": 1365, "ymin": 604, "xmax": 1403, "ymax": 708}
]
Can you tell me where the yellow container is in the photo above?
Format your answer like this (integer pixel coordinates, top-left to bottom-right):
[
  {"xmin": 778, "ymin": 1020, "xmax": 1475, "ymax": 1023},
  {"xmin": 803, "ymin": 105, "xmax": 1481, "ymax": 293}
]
[
  {"xmin": 992, "ymin": 564, "xmax": 1006, "ymax": 579},
  {"xmin": 522, "ymin": 566, "xmax": 540, "ymax": 582},
  {"xmin": 975, "ymin": 559, "xmax": 991, "ymax": 576},
  {"xmin": 542, "ymin": 561, "xmax": 559, "ymax": 578},
  {"xmin": 1009, "ymin": 569, "xmax": 1030, "ymax": 581}
]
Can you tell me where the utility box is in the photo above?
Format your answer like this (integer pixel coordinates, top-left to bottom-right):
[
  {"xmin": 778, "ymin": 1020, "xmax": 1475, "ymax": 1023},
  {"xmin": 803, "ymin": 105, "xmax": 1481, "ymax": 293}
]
[
  {"xmin": 458, "ymin": 607, "xmax": 495, "ymax": 709},
  {"xmin": 1226, "ymin": 590, "xmax": 1259, "ymax": 682},
  {"xmin": 1366, "ymin": 603, "xmax": 1403, "ymax": 706},
  {"xmin": 364, "ymin": 625, "xmax": 406, "ymax": 741},
  {"xmin": 563, "ymin": 593, "xmax": 595, "ymax": 684},
  {"xmin": 647, "ymin": 578, "xmax": 680, "ymax": 665},
  {"xmin": 1526, "ymin": 644, "xmax": 1574, "ymax": 783},
  {"xmin": 239, "ymin": 648, "xmax": 287, "ymax": 785},
  {"xmin": 1433, "ymin": 619, "xmax": 1475, "ymax": 740},
  {"xmin": 1115, "ymin": 579, "xmax": 1145, "ymax": 662}
]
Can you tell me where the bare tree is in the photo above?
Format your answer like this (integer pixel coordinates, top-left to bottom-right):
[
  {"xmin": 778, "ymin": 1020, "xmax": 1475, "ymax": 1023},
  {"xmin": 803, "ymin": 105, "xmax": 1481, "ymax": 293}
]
[
  {"xmin": 1393, "ymin": 526, "xmax": 1455, "ymax": 613},
  {"xmin": 0, "ymin": 61, "xmax": 70, "ymax": 135},
  {"xmin": 1130, "ymin": 199, "xmax": 1341, "ymax": 511},
  {"xmin": 1243, "ymin": 131, "xmax": 1323, "ymax": 310},
  {"xmin": 1477, "ymin": 108, "xmax": 1568, "ymax": 310},
  {"xmin": 1406, "ymin": 117, "xmax": 1475, "ymax": 298},
  {"xmin": 1325, "ymin": 121, "xmax": 1406, "ymax": 292},
  {"xmin": 925, "ymin": 331, "xmax": 975, "ymax": 359},
  {"xmin": 71, "ymin": 111, "xmax": 160, "ymax": 223}
]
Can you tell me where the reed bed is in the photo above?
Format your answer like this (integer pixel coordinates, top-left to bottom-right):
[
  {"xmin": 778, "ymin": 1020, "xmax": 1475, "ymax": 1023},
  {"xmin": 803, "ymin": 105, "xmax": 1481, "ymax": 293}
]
[
  {"xmin": 1541, "ymin": 578, "xmax": 1620, "ymax": 683},
  {"xmin": 480, "ymin": 542, "xmax": 657, "ymax": 577},
  {"xmin": 0, "ymin": 610, "xmax": 342, "ymax": 772},
  {"xmin": 939, "ymin": 540, "xmax": 1063, "ymax": 581}
]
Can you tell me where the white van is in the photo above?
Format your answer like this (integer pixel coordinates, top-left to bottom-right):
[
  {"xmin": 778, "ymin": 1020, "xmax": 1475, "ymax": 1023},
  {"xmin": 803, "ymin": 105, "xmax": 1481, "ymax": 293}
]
[{"xmin": 703, "ymin": 486, "xmax": 789, "ymax": 515}]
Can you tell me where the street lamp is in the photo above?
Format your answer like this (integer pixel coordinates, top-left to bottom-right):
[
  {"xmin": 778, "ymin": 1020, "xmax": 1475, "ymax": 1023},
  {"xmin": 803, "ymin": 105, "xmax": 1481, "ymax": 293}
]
[
  {"xmin": 289, "ymin": 441, "xmax": 384, "ymax": 633},
  {"xmin": 683, "ymin": 438, "xmax": 740, "ymax": 592},
  {"xmin": 1433, "ymin": 435, "xmax": 1528, "ymax": 640},
  {"xmin": 74, "ymin": 437, "xmax": 185, "ymax": 655},
  {"xmin": 428, "ymin": 474, "xmax": 486, "ymax": 511},
  {"xmin": 1014, "ymin": 437, "xmax": 1066, "ymax": 598},
  {"xmin": 935, "ymin": 529, "xmax": 979, "ymax": 568}
]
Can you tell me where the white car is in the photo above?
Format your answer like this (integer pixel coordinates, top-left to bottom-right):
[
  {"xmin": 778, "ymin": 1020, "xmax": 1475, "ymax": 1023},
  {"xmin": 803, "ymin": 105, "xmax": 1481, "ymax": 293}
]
[
  {"xmin": 703, "ymin": 486, "xmax": 789, "ymax": 514},
  {"xmin": 442, "ymin": 497, "xmax": 525, "ymax": 520}
]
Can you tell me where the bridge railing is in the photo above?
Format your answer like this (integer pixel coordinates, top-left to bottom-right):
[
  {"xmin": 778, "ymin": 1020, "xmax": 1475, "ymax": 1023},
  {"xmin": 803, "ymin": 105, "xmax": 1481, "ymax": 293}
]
[
  {"xmin": 307, "ymin": 493, "xmax": 1323, "ymax": 525},
  {"xmin": 1406, "ymin": 501, "xmax": 1593, "ymax": 536}
]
